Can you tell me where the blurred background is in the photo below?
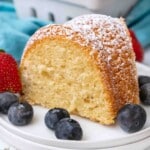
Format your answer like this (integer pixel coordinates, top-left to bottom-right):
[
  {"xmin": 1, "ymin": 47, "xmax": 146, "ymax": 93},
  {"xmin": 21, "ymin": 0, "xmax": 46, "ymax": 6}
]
[{"xmin": 0, "ymin": 0, "xmax": 150, "ymax": 65}]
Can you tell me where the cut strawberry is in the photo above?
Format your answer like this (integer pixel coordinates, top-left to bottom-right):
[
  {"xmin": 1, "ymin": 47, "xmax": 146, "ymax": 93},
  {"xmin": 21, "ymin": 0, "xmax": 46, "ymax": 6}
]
[
  {"xmin": 0, "ymin": 50, "xmax": 22, "ymax": 93},
  {"xmin": 129, "ymin": 29, "xmax": 144, "ymax": 62}
]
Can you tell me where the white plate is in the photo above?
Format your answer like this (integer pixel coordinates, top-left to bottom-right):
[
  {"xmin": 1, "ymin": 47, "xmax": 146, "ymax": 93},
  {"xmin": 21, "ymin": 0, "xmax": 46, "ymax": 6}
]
[{"xmin": 0, "ymin": 62, "xmax": 150, "ymax": 150}]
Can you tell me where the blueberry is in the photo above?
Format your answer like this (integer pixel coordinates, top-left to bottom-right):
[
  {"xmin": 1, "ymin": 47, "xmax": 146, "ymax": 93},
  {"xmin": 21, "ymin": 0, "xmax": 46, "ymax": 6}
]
[
  {"xmin": 0, "ymin": 92, "xmax": 19, "ymax": 114},
  {"xmin": 8, "ymin": 101, "xmax": 33, "ymax": 126},
  {"xmin": 55, "ymin": 118, "xmax": 83, "ymax": 140},
  {"xmin": 45, "ymin": 108, "xmax": 70, "ymax": 130},
  {"xmin": 139, "ymin": 83, "xmax": 150, "ymax": 105},
  {"xmin": 117, "ymin": 104, "xmax": 146, "ymax": 133},
  {"xmin": 138, "ymin": 75, "xmax": 150, "ymax": 87}
]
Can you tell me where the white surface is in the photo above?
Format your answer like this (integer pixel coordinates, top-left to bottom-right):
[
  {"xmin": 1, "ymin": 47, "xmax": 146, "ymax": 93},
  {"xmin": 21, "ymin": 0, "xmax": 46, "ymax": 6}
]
[
  {"xmin": 1, "ymin": 62, "xmax": 150, "ymax": 150},
  {"xmin": 14, "ymin": 0, "xmax": 137, "ymax": 23}
]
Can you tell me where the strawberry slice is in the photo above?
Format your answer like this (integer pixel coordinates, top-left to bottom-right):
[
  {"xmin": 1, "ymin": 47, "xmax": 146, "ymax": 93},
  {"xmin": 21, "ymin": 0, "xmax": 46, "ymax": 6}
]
[
  {"xmin": 0, "ymin": 50, "xmax": 22, "ymax": 93},
  {"xmin": 129, "ymin": 29, "xmax": 144, "ymax": 62}
]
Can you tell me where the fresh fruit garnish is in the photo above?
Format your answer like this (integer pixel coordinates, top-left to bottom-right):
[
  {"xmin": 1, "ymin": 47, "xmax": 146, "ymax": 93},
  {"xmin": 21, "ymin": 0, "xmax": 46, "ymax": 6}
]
[
  {"xmin": 55, "ymin": 118, "xmax": 83, "ymax": 140},
  {"xmin": 8, "ymin": 101, "xmax": 33, "ymax": 126},
  {"xmin": 139, "ymin": 83, "xmax": 150, "ymax": 105},
  {"xmin": 117, "ymin": 104, "xmax": 146, "ymax": 133},
  {"xmin": 129, "ymin": 29, "xmax": 144, "ymax": 62},
  {"xmin": 0, "ymin": 50, "xmax": 22, "ymax": 93},
  {"xmin": 0, "ymin": 92, "xmax": 19, "ymax": 114},
  {"xmin": 138, "ymin": 75, "xmax": 150, "ymax": 88},
  {"xmin": 45, "ymin": 108, "xmax": 70, "ymax": 130}
]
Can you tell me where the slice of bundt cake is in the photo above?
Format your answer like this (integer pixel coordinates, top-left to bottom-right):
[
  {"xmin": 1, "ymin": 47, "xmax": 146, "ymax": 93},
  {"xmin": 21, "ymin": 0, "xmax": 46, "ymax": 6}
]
[{"xmin": 20, "ymin": 14, "xmax": 139, "ymax": 125}]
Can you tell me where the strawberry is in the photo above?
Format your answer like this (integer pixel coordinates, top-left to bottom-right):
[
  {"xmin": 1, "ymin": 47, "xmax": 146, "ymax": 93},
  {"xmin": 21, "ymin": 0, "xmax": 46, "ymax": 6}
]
[
  {"xmin": 0, "ymin": 50, "xmax": 22, "ymax": 93},
  {"xmin": 129, "ymin": 29, "xmax": 144, "ymax": 62}
]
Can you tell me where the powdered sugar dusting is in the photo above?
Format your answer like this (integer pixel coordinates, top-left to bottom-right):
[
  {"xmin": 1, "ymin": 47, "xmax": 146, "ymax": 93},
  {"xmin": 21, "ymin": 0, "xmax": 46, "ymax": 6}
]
[
  {"xmin": 24, "ymin": 14, "xmax": 132, "ymax": 58},
  {"xmin": 65, "ymin": 14, "xmax": 132, "ymax": 53}
]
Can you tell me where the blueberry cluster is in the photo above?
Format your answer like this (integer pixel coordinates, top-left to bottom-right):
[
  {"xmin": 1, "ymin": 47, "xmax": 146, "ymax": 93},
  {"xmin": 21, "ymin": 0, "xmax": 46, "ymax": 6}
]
[
  {"xmin": 44, "ymin": 108, "xmax": 83, "ymax": 140},
  {"xmin": 0, "ymin": 92, "xmax": 33, "ymax": 126},
  {"xmin": 117, "ymin": 75, "xmax": 150, "ymax": 133}
]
